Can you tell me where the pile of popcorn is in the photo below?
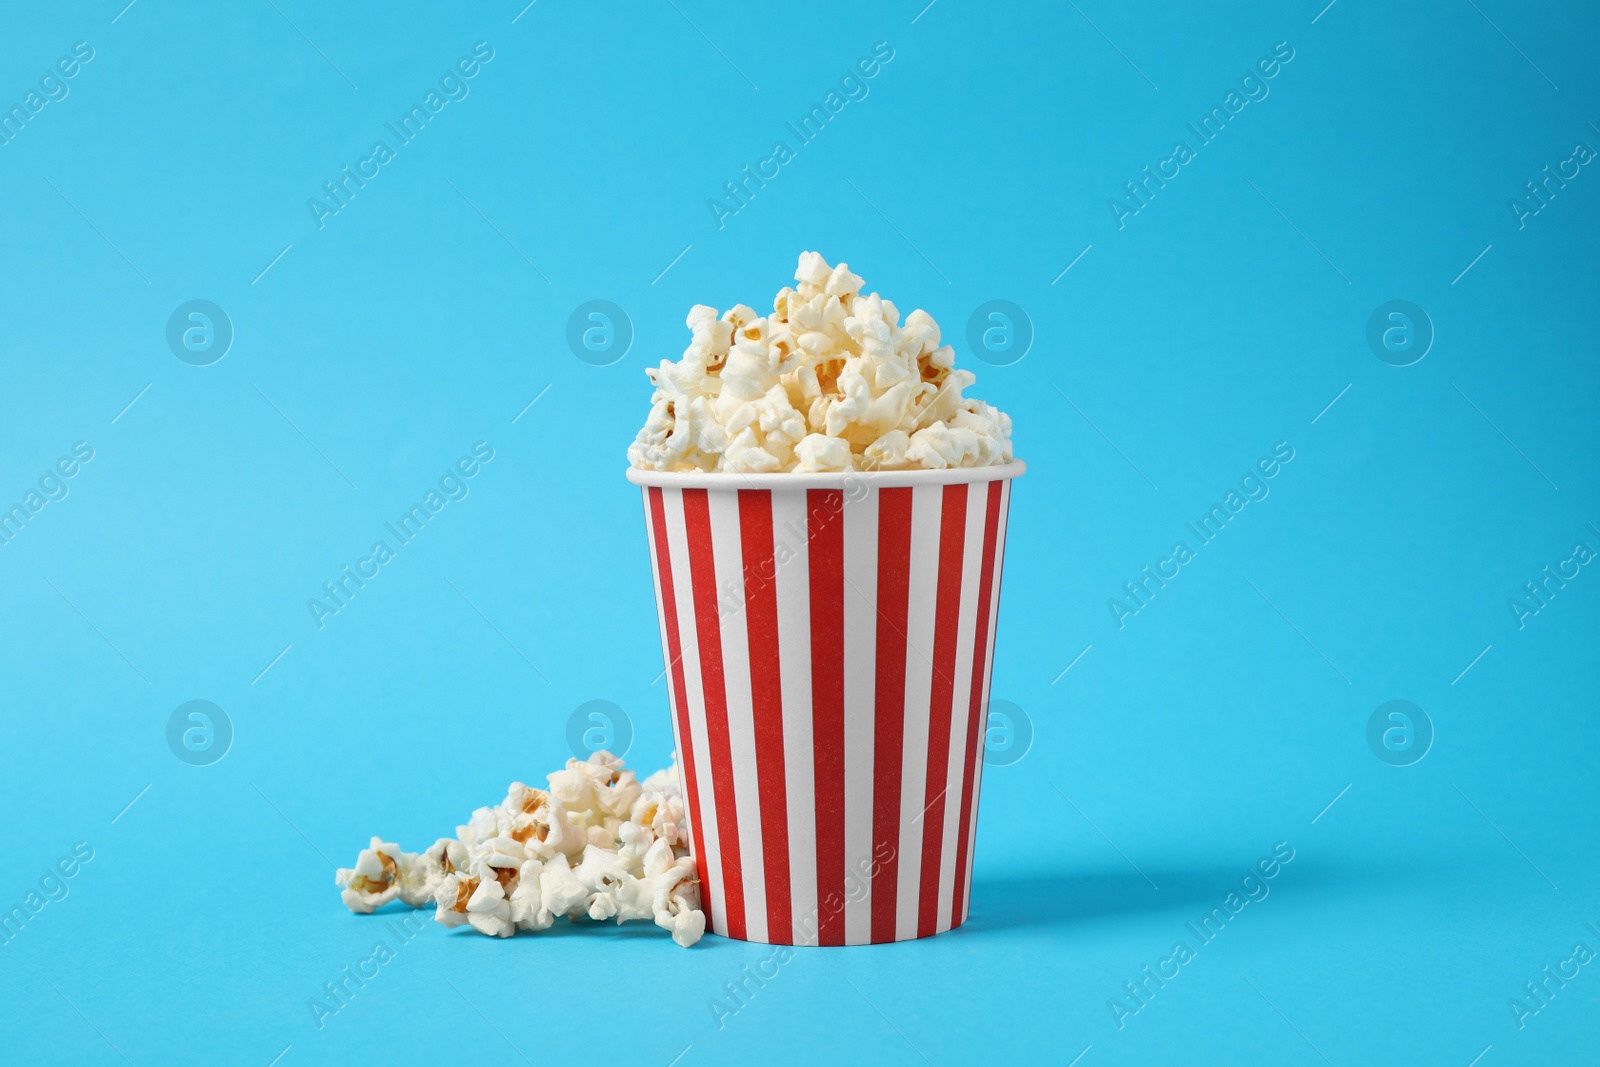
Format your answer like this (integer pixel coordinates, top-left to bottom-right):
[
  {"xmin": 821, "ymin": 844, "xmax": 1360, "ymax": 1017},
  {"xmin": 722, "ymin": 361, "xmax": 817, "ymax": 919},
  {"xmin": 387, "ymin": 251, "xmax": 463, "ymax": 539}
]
[
  {"xmin": 628, "ymin": 252, "xmax": 1013, "ymax": 473},
  {"xmin": 335, "ymin": 752, "xmax": 705, "ymax": 948}
]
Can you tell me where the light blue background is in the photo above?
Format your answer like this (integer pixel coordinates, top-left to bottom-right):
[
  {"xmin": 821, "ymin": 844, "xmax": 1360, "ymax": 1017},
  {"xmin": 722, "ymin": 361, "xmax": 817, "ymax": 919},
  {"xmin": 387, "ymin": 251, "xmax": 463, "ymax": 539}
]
[{"xmin": 2, "ymin": 0, "xmax": 1597, "ymax": 1063}]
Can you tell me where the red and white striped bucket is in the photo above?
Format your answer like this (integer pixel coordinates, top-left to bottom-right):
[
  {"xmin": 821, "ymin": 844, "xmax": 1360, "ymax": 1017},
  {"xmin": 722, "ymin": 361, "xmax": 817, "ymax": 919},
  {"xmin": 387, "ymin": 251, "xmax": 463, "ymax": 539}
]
[{"xmin": 627, "ymin": 461, "xmax": 1023, "ymax": 945}]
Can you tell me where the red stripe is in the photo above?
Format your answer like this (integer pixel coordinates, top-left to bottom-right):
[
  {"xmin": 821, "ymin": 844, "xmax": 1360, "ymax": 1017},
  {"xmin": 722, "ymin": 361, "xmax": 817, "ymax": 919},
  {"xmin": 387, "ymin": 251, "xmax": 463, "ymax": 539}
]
[
  {"xmin": 870, "ymin": 487, "xmax": 913, "ymax": 943},
  {"xmin": 961, "ymin": 484, "xmax": 1013, "ymax": 919},
  {"xmin": 738, "ymin": 489, "xmax": 792, "ymax": 944},
  {"xmin": 916, "ymin": 484, "xmax": 967, "ymax": 937},
  {"xmin": 950, "ymin": 480, "xmax": 1003, "ymax": 929},
  {"xmin": 646, "ymin": 488, "xmax": 711, "ymax": 930},
  {"xmin": 682, "ymin": 488, "xmax": 747, "ymax": 941},
  {"xmin": 807, "ymin": 489, "xmax": 846, "ymax": 946}
]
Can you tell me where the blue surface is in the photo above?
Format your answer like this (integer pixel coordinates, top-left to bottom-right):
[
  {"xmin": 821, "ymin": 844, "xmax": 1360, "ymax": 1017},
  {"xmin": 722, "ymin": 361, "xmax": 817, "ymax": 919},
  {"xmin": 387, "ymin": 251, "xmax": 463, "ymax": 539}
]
[{"xmin": 2, "ymin": 1, "xmax": 1597, "ymax": 1063}]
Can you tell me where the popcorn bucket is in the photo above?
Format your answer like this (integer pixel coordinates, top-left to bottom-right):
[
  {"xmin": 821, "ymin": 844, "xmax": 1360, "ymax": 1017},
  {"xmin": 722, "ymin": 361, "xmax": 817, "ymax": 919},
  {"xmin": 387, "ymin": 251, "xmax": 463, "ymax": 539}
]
[{"xmin": 627, "ymin": 461, "xmax": 1023, "ymax": 945}]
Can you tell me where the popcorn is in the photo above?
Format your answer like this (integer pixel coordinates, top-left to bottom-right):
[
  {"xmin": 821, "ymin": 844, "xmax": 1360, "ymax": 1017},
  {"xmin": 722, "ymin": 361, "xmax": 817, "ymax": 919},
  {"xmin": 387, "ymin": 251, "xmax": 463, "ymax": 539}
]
[
  {"xmin": 335, "ymin": 838, "xmax": 412, "ymax": 914},
  {"xmin": 432, "ymin": 871, "xmax": 477, "ymax": 929},
  {"xmin": 646, "ymin": 839, "xmax": 706, "ymax": 949},
  {"xmin": 336, "ymin": 752, "xmax": 705, "ymax": 947},
  {"xmin": 538, "ymin": 853, "xmax": 591, "ymax": 921},
  {"xmin": 630, "ymin": 773, "xmax": 690, "ymax": 853},
  {"xmin": 400, "ymin": 837, "xmax": 467, "ymax": 906},
  {"xmin": 498, "ymin": 782, "xmax": 582, "ymax": 860},
  {"xmin": 547, "ymin": 751, "xmax": 643, "ymax": 832},
  {"xmin": 794, "ymin": 433, "xmax": 852, "ymax": 472},
  {"xmin": 465, "ymin": 861, "xmax": 519, "ymax": 938},
  {"xmin": 433, "ymin": 862, "xmax": 517, "ymax": 938},
  {"xmin": 628, "ymin": 253, "xmax": 1013, "ymax": 472},
  {"xmin": 574, "ymin": 845, "xmax": 637, "ymax": 921},
  {"xmin": 508, "ymin": 858, "xmax": 551, "ymax": 931}
]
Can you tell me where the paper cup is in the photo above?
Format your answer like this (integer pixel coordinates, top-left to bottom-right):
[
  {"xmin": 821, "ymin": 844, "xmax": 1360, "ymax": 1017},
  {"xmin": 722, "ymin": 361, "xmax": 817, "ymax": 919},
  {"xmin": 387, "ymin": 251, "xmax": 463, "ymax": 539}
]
[{"xmin": 627, "ymin": 461, "xmax": 1022, "ymax": 945}]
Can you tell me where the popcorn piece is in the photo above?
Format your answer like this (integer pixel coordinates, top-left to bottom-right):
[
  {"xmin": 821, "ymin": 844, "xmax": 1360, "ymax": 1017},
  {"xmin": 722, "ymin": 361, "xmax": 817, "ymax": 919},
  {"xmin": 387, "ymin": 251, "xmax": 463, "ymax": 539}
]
[
  {"xmin": 434, "ymin": 862, "xmax": 517, "ymax": 938},
  {"xmin": 455, "ymin": 804, "xmax": 507, "ymax": 853},
  {"xmin": 475, "ymin": 835, "xmax": 527, "ymax": 876},
  {"xmin": 538, "ymin": 853, "xmax": 591, "ymax": 922},
  {"xmin": 499, "ymin": 782, "xmax": 581, "ymax": 860},
  {"xmin": 508, "ymin": 859, "xmax": 551, "ymax": 932},
  {"xmin": 645, "ymin": 840, "xmax": 705, "ymax": 948},
  {"xmin": 336, "ymin": 838, "xmax": 412, "ymax": 914},
  {"xmin": 400, "ymin": 837, "xmax": 467, "ymax": 907},
  {"xmin": 433, "ymin": 871, "xmax": 477, "ymax": 929},
  {"xmin": 794, "ymin": 433, "xmax": 852, "ymax": 472},
  {"xmin": 574, "ymin": 845, "xmax": 636, "ymax": 922},
  {"xmin": 463, "ymin": 862, "xmax": 518, "ymax": 938},
  {"xmin": 548, "ymin": 751, "xmax": 642, "ymax": 828},
  {"xmin": 630, "ymin": 777, "xmax": 689, "ymax": 853},
  {"xmin": 628, "ymin": 253, "xmax": 1013, "ymax": 473},
  {"xmin": 660, "ymin": 894, "xmax": 706, "ymax": 949}
]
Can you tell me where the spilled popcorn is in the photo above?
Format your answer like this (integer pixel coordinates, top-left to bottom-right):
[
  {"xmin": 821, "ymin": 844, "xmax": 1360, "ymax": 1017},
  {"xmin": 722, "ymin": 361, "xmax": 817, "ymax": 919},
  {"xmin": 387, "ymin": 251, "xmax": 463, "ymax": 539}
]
[
  {"xmin": 335, "ymin": 752, "xmax": 705, "ymax": 948},
  {"xmin": 628, "ymin": 251, "xmax": 1013, "ymax": 473}
]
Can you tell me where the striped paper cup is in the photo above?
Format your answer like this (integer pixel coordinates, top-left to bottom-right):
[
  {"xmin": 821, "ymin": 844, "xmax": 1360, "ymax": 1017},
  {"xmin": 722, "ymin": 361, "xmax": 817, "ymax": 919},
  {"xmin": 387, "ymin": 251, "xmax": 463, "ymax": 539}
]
[{"xmin": 627, "ymin": 460, "xmax": 1023, "ymax": 945}]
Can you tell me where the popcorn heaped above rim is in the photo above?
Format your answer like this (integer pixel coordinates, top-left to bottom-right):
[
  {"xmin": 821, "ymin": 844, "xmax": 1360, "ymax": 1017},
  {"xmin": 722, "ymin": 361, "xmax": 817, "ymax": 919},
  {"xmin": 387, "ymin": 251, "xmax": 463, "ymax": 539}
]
[{"xmin": 627, "ymin": 252, "xmax": 1013, "ymax": 474}]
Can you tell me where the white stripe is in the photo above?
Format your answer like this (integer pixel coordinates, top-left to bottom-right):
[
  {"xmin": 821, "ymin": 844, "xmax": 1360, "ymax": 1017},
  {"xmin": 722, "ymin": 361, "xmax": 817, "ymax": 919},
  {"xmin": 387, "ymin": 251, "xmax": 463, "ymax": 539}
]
[
  {"xmin": 710, "ymin": 488, "xmax": 767, "ymax": 943},
  {"xmin": 894, "ymin": 484, "xmax": 943, "ymax": 939},
  {"xmin": 664, "ymin": 488, "xmax": 726, "ymax": 936},
  {"xmin": 840, "ymin": 485, "xmax": 879, "ymax": 945},
  {"xmin": 935, "ymin": 482, "xmax": 989, "ymax": 932},
  {"xmin": 772, "ymin": 487, "xmax": 816, "ymax": 945}
]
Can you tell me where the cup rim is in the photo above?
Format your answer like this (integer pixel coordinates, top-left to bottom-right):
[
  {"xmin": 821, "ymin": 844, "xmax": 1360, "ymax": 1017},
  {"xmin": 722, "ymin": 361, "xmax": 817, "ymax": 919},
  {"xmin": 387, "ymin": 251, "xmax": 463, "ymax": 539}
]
[{"xmin": 624, "ymin": 459, "xmax": 1025, "ymax": 489}]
